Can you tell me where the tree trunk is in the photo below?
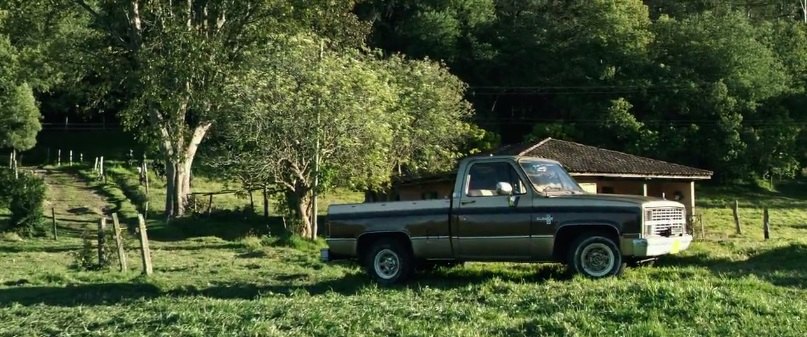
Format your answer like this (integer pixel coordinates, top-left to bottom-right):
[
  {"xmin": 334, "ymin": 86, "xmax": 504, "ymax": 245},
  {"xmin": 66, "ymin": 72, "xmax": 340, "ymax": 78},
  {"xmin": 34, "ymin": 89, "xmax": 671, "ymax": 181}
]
[
  {"xmin": 248, "ymin": 189, "xmax": 255, "ymax": 213},
  {"xmin": 288, "ymin": 188, "xmax": 314, "ymax": 238},
  {"xmin": 161, "ymin": 123, "xmax": 211, "ymax": 220},
  {"xmin": 174, "ymin": 162, "xmax": 186, "ymax": 217},
  {"xmin": 262, "ymin": 186, "xmax": 269, "ymax": 219},
  {"xmin": 164, "ymin": 162, "xmax": 175, "ymax": 218},
  {"xmin": 296, "ymin": 195, "xmax": 312, "ymax": 239},
  {"xmin": 802, "ymin": 0, "xmax": 807, "ymax": 24}
]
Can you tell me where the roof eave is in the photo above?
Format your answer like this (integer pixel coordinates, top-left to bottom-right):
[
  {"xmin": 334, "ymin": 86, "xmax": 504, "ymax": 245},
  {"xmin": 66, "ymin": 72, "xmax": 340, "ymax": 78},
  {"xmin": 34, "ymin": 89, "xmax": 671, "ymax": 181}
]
[{"xmin": 569, "ymin": 172, "xmax": 713, "ymax": 180}]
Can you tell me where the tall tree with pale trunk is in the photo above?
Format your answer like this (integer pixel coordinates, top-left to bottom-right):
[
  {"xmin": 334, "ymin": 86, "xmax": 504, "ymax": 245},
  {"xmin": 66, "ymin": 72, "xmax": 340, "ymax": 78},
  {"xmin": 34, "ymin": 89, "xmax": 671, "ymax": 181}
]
[{"xmin": 67, "ymin": 0, "xmax": 366, "ymax": 218}]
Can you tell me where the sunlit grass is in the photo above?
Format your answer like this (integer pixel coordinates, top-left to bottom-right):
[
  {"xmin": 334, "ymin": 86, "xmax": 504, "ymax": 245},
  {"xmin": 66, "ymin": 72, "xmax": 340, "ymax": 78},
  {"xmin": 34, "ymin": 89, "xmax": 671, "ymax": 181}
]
[{"xmin": 1, "ymin": 171, "xmax": 805, "ymax": 336}]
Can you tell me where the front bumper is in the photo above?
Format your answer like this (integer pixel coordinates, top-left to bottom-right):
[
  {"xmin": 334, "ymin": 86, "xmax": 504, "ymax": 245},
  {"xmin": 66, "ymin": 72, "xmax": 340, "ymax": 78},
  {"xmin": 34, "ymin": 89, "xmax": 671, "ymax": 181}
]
[{"xmin": 622, "ymin": 235, "xmax": 693, "ymax": 257}]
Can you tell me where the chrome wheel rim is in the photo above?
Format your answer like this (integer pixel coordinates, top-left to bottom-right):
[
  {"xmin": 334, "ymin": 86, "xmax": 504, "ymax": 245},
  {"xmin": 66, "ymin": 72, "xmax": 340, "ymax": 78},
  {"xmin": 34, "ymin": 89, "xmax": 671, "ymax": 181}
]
[
  {"xmin": 580, "ymin": 242, "xmax": 615, "ymax": 277},
  {"xmin": 373, "ymin": 249, "xmax": 400, "ymax": 280}
]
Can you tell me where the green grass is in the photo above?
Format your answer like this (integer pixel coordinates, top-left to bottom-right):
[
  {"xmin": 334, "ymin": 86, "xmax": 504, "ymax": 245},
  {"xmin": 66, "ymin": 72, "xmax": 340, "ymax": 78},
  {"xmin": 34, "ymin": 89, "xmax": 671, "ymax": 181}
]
[
  {"xmin": 697, "ymin": 182, "xmax": 807, "ymax": 240},
  {"xmin": 2, "ymin": 170, "xmax": 806, "ymax": 336},
  {"xmin": 0, "ymin": 235, "xmax": 805, "ymax": 336}
]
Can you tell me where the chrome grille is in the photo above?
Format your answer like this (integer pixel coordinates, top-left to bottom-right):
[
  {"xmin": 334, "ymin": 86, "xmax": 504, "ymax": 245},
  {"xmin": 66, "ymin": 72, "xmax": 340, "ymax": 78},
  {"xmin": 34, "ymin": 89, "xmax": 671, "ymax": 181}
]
[
  {"xmin": 645, "ymin": 207, "xmax": 686, "ymax": 237},
  {"xmin": 652, "ymin": 223, "xmax": 684, "ymax": 236},
  {"xmin": 649, "ymin": 207, "xmax": 685, "ymax": 222}
]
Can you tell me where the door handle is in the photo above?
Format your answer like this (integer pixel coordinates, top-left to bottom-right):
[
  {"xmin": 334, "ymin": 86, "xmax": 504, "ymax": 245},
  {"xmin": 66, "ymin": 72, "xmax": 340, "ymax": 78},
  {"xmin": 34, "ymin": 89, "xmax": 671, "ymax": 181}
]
[{"xmin": 461, "ymin": 200, "xmax": 476, "ymax": 205}]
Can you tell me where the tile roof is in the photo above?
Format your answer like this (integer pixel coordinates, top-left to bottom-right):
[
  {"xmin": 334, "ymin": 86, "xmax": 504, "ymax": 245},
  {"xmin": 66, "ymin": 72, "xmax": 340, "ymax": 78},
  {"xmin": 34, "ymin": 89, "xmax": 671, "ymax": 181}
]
[{"xmin": 494, "ymin": 138, "xmax": 713, "ymax": 179}]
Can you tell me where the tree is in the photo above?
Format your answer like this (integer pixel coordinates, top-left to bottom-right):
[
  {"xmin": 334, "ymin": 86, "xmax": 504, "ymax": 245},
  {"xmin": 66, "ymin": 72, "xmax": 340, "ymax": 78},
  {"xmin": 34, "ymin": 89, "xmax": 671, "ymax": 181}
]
[
  {"xmin": 65, "ymin": 0, "xmax": 366, "ymax": 219},
  {"xmin": 211, "ymin": 35, "xmax": 476, "ymax": 238},
  {"xmin": 213, "ymin": 36, "xmax": 395, "ymax": 238},
  {"xmin": 647, "ymin": 11, "xmax": 789, "ymax": 179},
  {"xmin": 0, "ymin": 36, "xmax": 41, "ymax": 165},
  {"xmin": 380, "ymin": 55, "xmax": 475, "ymax": 178}
]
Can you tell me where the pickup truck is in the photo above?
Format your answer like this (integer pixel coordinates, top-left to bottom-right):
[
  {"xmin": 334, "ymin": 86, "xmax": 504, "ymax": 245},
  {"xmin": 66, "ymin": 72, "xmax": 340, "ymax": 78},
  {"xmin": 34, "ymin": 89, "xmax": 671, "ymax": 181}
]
[{"xmin": 321, "ymin": 155, "xmax": 692, "ymax": 285}]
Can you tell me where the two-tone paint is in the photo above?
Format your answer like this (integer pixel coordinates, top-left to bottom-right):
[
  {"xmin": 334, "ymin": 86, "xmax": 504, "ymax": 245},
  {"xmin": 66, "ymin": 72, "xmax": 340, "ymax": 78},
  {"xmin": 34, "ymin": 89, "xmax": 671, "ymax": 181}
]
[{"xmin": 325, "ymin": 155, "xmax": 688, "ymax": 263}]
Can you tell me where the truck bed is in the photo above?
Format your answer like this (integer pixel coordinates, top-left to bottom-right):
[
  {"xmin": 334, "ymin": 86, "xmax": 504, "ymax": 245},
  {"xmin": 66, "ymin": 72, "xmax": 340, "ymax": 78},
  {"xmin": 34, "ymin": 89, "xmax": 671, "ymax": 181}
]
[{"xmin": 327, "ymin": 199, "xmax": 452, "ymax": 239}]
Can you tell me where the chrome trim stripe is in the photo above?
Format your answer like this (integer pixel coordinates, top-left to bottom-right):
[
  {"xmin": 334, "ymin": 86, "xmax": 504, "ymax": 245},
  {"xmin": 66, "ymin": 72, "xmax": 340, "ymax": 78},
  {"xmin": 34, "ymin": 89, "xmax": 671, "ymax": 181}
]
[
  {"xmin": 394, "ymin": 235, "xmax": 556, "ymax": 240},
  {"xmin": 410, "ymin": 236, "xmax": 451, "ymax": 240},
  {"xmin": 452, "ymin": 235, "xmax": 553, "ymax": 240}
]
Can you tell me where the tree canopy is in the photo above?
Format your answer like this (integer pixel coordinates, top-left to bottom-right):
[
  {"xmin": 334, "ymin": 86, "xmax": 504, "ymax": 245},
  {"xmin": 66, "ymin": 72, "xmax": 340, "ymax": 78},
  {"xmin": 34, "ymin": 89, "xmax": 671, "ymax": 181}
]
[
  {"xmin": 359, "ymin": 0, "xmax": 807, "ymax": 181},
  {"xmin": 0, "ymin": 35, "xmax": 40, "ymax": 152},
  {"xmin": 209, "ymin": 35, "xmax": 474, "ymax": 237}
]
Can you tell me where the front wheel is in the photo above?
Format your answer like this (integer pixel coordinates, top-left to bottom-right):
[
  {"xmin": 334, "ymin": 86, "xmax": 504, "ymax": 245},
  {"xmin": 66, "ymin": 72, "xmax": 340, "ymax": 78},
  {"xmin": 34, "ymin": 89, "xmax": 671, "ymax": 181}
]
[
  {"xmin": 568, "ymin": 233, "xmax": 624, "ymax": 278},
  {"xmin": 364, "ymin": 239, "xmax": 413, "ymax": 285}
]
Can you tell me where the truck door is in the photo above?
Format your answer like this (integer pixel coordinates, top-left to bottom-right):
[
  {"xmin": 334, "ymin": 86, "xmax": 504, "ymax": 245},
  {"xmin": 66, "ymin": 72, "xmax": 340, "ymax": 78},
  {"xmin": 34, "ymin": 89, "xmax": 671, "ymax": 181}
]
[{"xmin": 454, "ymin": 160, "xmax": 532, "ymax": 260}]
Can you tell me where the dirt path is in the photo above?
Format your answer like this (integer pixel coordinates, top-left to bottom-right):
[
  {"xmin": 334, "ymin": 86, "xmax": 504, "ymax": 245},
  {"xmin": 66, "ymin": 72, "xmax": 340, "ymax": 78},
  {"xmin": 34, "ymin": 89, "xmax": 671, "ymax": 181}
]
[{"xmin": 36, "ymin": 168, "xmax": 111, "ymax": 233}]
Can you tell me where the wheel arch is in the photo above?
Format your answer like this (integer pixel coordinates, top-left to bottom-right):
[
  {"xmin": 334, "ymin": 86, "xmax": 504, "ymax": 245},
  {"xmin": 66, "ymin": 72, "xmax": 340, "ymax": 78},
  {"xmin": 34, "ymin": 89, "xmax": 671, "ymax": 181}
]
[
  {"xmin": 356, "ymin": 231, "xmax": 412, "ymax": 259},
  {"xmin": 553, "ymin": 223, "xmax": 621, "ymax": 261}
]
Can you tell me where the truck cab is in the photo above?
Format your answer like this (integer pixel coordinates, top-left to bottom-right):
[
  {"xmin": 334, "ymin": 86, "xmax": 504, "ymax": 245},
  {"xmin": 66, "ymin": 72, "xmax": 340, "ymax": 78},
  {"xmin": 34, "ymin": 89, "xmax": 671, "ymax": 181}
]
[{"xmin": 322, "ymin": 155, "xmax": 693, "ymax": 285}]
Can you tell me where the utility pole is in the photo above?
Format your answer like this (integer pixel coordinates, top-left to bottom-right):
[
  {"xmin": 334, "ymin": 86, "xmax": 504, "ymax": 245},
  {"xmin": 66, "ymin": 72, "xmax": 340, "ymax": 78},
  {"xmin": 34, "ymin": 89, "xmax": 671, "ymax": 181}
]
[{"xmin": 311, "ymin": 39, "xmax": 324, "ymax": 241}]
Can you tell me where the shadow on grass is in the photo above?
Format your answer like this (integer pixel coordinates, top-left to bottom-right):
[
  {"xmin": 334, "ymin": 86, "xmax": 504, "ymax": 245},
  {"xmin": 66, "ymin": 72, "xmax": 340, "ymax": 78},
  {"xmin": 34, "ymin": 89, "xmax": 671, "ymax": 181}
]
[
  {"xmin": 0, "ymin": 244, "xmax": 81, "ymax": 253},
  {"xmin": 147, "ymin": 212, "xmax": 296, "ymax": 242},
  {"xmin": 0, "ymin": 263, "xmax": 568, "ymax": 307},
  {"xmin": 658, "ymin": 242, "xmax": 807, "ymax": 289}
]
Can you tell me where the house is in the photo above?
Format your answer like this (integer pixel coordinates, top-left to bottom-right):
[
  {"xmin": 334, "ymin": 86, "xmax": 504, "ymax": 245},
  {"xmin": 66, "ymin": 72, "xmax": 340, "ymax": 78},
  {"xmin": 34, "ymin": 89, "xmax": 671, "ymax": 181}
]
[{"xmin": 371, "ymin": 138, "xmax": 713, "ymax": 215}]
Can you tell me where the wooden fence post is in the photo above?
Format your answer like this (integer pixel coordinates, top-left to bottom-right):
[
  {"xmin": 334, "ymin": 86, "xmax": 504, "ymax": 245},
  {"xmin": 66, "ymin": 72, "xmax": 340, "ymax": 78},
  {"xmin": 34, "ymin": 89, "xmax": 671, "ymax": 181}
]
[
  {"xmin": 143, "ymin": 161, "xmax": 150, "ymax": 196},
  {"xmin": 732, "ymin": 200, "xmax": 742, "ymax": 235},
  {"xmin": 700, "ymin": 215, "xmax": 705, "ymax": 239},
  {"xmin": 57, "ymin": 149, "xmax": 61, "ymax": 167},
  {"xmin": 80, "ymin": 153, "xmax": 83, "ymax": 163},
  {"xmin": 93, "ymin": 157, "xmax": 99, "ymax": 173},
  {"xmin": 111, "ymin": 213, "xmax": 127, "ymax": 272},
  {"xmin": 51, "ymin": 208, "xmax": 57, "ymax": 240},
  {"xmin": 98, "ymin": 217, "xmax": 107, "ymax": 267},
  {"xmin": 69, "ymin": 150, "xmax": 73, "ymax": 166},
  {"xmin": 207, "ymin": 194, "xmax": 213, "ymax": 216},
  {"xmin": 137, "ymin": 214, "xmax": 153, "ymax": 275},
  {"xmin": 763, "ymin": 207, "xmax": 770, "ymax": 240},
  {"xmin": 100, "ymin": 156, "xmax": 105, "ymax": 183}
]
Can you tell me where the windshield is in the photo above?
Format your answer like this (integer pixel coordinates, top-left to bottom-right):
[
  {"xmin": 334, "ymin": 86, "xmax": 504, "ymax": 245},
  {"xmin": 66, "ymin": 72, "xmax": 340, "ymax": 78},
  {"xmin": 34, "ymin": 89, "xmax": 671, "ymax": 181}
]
[{"xmin": 518, "ymin": 160, "xmax": 584, "ymax": 194}]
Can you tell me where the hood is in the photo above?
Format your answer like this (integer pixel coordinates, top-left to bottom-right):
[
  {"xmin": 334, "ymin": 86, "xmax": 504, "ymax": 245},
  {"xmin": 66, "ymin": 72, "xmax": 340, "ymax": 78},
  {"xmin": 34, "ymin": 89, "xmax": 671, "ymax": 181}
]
[{"xmin": 546, "ymin": 193, "xmax": 684, "ymax": 208}]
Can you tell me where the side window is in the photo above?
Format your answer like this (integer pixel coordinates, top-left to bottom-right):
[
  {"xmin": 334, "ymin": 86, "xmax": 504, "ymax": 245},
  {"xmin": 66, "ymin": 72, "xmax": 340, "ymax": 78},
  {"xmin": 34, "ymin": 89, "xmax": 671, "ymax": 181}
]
[{"xmin": 466, "ymin": 162, "xmax": 527, "ymax": 197}]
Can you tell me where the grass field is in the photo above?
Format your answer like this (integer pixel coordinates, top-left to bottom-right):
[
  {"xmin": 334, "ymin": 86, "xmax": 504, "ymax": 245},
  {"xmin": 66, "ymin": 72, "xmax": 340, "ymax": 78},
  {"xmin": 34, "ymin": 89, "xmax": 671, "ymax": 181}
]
[{"xmin": 0, "ymin": 170, "xmax": 806, "ymax": 336}]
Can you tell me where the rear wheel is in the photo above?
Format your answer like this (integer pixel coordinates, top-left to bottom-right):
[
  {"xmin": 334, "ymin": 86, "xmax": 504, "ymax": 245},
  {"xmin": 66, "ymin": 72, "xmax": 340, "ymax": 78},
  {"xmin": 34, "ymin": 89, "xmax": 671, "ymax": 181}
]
[
  {"xmin": 568, "ymin": 233, "xmax": 624, "ymax": 278},
  {"xmin": 363, "ymin": 238, "xmax": 414, "ymax": 285}
]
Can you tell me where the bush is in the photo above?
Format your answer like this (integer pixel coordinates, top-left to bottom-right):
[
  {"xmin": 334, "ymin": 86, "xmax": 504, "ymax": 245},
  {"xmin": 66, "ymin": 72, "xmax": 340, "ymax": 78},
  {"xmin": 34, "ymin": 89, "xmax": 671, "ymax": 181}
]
[{"xmin": 0, "ymin": 170, "xmax": 46, "ymax": 235}]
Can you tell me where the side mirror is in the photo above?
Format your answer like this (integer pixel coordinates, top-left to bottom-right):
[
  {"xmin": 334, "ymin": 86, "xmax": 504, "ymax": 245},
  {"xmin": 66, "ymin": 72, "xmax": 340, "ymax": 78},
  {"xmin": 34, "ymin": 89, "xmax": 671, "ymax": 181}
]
[{"xmin": 496, "ymin": 182, "xmax": 513, "ymax": 196}]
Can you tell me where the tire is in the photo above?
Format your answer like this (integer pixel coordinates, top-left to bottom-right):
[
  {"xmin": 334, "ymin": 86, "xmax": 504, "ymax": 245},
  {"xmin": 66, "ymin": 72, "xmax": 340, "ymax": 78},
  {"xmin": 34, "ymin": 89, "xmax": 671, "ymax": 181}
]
[
  {"xmin": 568, "ymin": 233, "xmax": 624, "ymax": 278},
  {"xmin": 363, "ymin": 238, "xmax": 414, "ymax": 285}
]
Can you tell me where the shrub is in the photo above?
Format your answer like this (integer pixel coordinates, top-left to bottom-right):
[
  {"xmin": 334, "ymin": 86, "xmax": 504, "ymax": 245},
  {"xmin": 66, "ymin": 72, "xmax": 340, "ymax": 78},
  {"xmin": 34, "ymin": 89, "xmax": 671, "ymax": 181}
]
[
  {"xmin": 0, "ymin": 170, "xmax": 46, "ymax": 235},
  {"xmin": 0, "ymin": 231, "xmax": 22, "ymax": 242},
  {"xmin": 240, "ymin": 234, "xmax": 264, "ymax": 252},
  {"xmin": 70, "ymin": 229, "xmax": 121, "ymax": 271},
  {"xmin": 71, "ymin": 230, "xmax": 97, "ymax": 271}
]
